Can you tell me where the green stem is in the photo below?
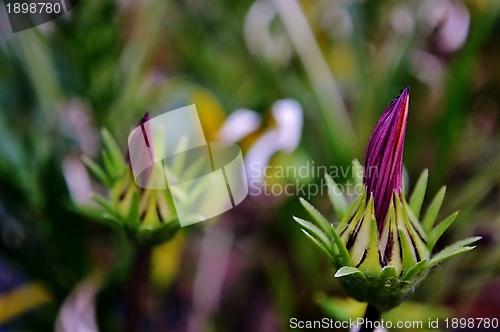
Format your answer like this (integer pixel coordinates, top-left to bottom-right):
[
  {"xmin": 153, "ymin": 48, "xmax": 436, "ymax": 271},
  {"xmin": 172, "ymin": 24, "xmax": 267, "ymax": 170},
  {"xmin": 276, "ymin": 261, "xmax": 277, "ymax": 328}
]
[
  {"xmin": 126, "ymin": 246, "xmax": 152, "ymax": 332},
  {"xmin": 359, "ymin": 304, "xmax": 381, "ymax": 332}
]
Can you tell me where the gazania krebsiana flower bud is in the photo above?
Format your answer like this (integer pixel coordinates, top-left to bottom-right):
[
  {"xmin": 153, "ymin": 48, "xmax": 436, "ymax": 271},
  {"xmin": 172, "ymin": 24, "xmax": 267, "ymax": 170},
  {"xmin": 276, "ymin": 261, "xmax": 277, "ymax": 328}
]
[{"xmin": 295, "ymin": 88, "xmax": 480, "ymax": 312}]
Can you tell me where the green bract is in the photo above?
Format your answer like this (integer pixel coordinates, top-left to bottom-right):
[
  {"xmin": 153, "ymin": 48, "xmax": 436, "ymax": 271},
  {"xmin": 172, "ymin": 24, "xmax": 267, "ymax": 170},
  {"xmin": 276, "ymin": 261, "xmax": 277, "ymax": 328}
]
[{"xmin": 294, "ymin": 160, "xmax": 480, "ymax": 313}]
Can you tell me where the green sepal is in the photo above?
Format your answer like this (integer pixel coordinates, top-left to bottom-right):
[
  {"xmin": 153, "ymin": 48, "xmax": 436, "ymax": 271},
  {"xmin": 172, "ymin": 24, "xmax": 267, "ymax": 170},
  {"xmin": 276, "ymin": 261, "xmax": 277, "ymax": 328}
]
[
  {"xmin": 355, "ymin": 198, "xmax": 382, "ymax": 275},
  {"xmin": 329, "ymin": 223, "xmax": 350, "ymax": 267},
  {"xmin": 352, "ymin": 159, "xmax": 364, "ymax": 186},
  {"xmin": 91, "ymin": 193, "xmax": 118, "ymax": 218},
  {"xmin": 101, "ymin": 213, "xmax": 122, "ymax": 226},
  {"xmin": 294, "ymin": 216, "xmax": 332, "ymax": 251},
  {"xmin": 399, "ymin": 229, "xmax": 417, "ymax": 273},
  {"xmin": 126, "ymin": 221, "xmax": 180, "ymax": 247},
  {"xmin": 325, "ymin": 174, "xmax": 349, "ymax": 221},
  {"xmin": 422, "ymin": 186, "xmax": 446, "ymax": 234},
  {"xmin": 339, "ymin": 193, "xmax": 366, "ymax": 243},
  {"xmin": 395, "ymin": 197, "xmax": 418, "ymax": 272},
  {"xmin": 349, "ymin": 197, "xmax": 374, "ymax": 267},
  {"xmin": 126, "ymin": 191, "xmax": 140, "ymax": 228},
  {"xmin": 400, "ymin": 197, "xmax": 429, "ymax": 260},
  {"xmin": 294, "ymin": 202, "xmax": 350, "ymax": 265},
  {"xmin": 380, "ymin": 265, "xmax": 398, "ymax": 280},
  {"xmin": 102, "ymin": 150, "xmax": 115, "ymax": 179},
  {"xmin": 301, "ymin": 229, "xmax": 338, "ymax": 268},
  {"xmin": 409, "ymin": 169, "xmax": 428, "ymax": 218},
  {"xmin": 82, "ymin": 155, "xmax": 109, "ymax": 187},
  {"xmin": 336, "ymin": 194, "xmax": 362, "ymax": 234},
  {"xmin": 335, "ymin": 263, "xmax": 426, "ymax": 312},
  {"xmin": 171, "ymin": 136, "xmax": 189, "ymax": 177},
  {"xmin": 101, "ymin": 128, "xmax": 126, "ymax": 174},
  {"xmin": 428, "ymin": 212, "xmax": 459, "ymax": 251},
  {"xmin": 428, "ymin": 236, "xmax": 481, "ymax": 267},
  {"xmin": 402, "ymin": 198, "xmax": 427, "ymax": 242},
  {"xmin": 335, "ymin": 266, "xmax": 364, "ymax": 278},
  {"xmin": 299, "ymin": 198, "xmax": 334, "ymax": 239},
  {"xmin": 402, "ymin": 259, "xmax": 428, "ymax": 281}
]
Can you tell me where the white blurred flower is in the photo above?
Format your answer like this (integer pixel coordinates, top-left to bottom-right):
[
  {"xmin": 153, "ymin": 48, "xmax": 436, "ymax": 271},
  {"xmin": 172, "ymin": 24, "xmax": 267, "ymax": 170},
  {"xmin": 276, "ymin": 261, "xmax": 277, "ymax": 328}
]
[
  {"xmin": 217, "ymin": 109, "xmax": 261, "ymax": 143},
  {"xmin": 245, "ymin": 99, "xmax": 303, "ymax": 188},
  {"xmin": 271, "ymin": 99, "xmax": 303, "ymax": 152},
  {"xmin": 243, "ymin": 0, "xmax": 293, "ymax": 66},
  {"xmin": 56, "ymin": 277, "xmax": 100, "ymax": 332},
  {"xmin": 391, "ymin": 4, "xmax": 415, "ymax": 35},
  {"xmin": 427, "ymin": 0, "xmax": 470, "ymax": 53}
]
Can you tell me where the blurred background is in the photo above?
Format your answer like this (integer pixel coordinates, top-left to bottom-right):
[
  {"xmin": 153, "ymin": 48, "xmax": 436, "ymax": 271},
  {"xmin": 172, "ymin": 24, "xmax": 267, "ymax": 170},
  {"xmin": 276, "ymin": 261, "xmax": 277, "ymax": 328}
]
[{"xmin": 0, "ymin": 0, "xmax": 499, "ymax": 331}]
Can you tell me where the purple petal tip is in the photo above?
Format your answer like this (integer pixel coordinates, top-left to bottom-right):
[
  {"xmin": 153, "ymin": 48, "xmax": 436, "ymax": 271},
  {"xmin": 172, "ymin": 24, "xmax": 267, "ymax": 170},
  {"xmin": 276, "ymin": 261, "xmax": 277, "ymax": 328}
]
[{"xmin": 364, "ymin": 88, "xmax": 410, "ymax": 228}]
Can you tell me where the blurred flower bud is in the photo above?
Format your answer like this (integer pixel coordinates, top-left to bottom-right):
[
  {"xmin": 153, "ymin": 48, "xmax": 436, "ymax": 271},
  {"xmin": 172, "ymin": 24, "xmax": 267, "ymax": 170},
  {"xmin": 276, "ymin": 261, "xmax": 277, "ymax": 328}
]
[{"xmin": 83, "ymin": 113, "xmax": 179, "ymax": 246}]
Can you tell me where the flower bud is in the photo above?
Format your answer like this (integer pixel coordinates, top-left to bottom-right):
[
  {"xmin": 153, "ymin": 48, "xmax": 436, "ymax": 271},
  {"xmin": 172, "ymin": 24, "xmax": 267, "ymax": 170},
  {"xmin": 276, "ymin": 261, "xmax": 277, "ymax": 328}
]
[
  {"xmin": 295, "ymin": 88, "xmax": 479, "ymax": 312},
  {"xmin": 83, "ymin": 114, "xmax": 179, "ymax": 246}
]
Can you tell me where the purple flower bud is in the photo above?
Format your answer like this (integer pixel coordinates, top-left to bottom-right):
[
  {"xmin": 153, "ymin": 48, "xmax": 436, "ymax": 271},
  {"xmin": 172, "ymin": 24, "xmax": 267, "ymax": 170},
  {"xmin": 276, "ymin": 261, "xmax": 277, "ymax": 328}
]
[{"xmin": 364, "ymin": 87, "xmax": 410, "ymax": 228}]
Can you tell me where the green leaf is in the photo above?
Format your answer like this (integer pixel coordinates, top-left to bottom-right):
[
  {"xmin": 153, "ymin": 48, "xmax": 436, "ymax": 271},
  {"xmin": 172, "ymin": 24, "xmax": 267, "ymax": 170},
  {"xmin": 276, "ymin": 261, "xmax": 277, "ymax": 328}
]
[
  {"xmin": 335, "ymin": 266, "xmax": 363, "ymax": 278},
  {"xmin": 299, "ymin": 198, "xmax": 334, "ymax": 238},
  {"xmin": 409, "ymin": 169, "xmax": 428, "ymax": 218},
  {"xmin": 301, "ymin": 229, "xmax": 338, "ymax": 267},
  {"xmin": 428, "ymin": 236, "xmax": 481, "ymax": 267},
  {"xmin": 294, "ymin": 217, "xmax": 331, "ymax": 251},
  {"xmin": 422, "ymin": 186, "xmax": 446, "ymax": 234},
  {"xmin": 325, "ymin": 174, "xmax": 348, "ymax": 221},
  {"xmin": 428, "ymin": 212, "xmax": 459, "ymax": 251},
  {"xmin": 82, "ymin": 155, "xmax": 109, "ymax": 187}
]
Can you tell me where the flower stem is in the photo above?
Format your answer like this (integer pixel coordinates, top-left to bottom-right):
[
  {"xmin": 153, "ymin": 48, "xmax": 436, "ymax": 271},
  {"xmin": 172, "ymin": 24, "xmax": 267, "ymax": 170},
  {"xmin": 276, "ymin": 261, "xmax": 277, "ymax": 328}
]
[
  {"xmin": 359, "ymin": 304, "xmax": 381, "ymax": 332},
  {"xmin": 126, "ymin": 246, "xmax": 152, "ymax": 332}
]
